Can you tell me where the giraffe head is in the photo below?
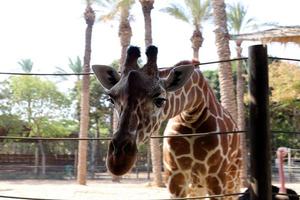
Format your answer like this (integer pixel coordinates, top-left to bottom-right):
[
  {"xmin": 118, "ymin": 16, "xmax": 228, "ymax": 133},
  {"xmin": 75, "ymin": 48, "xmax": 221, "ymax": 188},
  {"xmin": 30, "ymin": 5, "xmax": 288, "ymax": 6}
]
[{"xmin": 92, "ymin": 45, "xmax": 194, "ymax": 176}]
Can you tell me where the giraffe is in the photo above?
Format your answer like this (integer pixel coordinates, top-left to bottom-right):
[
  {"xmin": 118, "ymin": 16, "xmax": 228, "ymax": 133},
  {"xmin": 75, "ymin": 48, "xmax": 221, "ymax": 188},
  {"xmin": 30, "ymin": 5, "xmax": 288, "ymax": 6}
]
[{"xmin": 92, "ymin": 45, "xmax": 241, "ymax": 199}]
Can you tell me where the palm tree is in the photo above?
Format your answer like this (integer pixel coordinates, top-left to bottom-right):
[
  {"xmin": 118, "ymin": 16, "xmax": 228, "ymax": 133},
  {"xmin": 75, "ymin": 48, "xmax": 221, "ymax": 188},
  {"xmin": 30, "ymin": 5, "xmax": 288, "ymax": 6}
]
[
  {"xmin": 227, "ymin": 2, "xmax": 252, "ymax": 131},
  {"xmin": 18, "ymin": 59, "xmax": 33, "ymax": 73},
  {"xmin": 55, "ymin": 56, "xmax": 83, "ymax": 81},
  {"xmin": 139, "ymin": 0, "xmax": 164, "ymax": 187},
  {"xmin": 98, "ymin": 0, "xmax": 135, "ymax": 69},
  {"xmin": 227, "ymin": 2, "xmax": 253, "ymax": 187},
  {"xmin": 77, "ymin": 0, "xmax": 95, "ymax": 185},
  {"xmin": 211, "ymin": 0, "xmax": 237, "ymax": 121},
  {"xmin": 161, "ymin": 0, "xmax": 211, "ymax": 61},
  {"xmin": 140, "ymin": 0, "xmax": 153, "ymax": 47}
]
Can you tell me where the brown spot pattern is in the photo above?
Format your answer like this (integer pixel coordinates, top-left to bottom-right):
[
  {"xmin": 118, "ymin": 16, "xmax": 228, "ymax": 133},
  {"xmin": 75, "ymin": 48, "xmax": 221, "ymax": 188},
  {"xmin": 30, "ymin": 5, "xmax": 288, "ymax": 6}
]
[
  {"xmin": 196, "ymin": 135, "xmax": 219, "ymax": 152},
  {"xmin": 196, "ymin": 115, "xmax": 217, "ymax": 133},
  {"xmin": 208, "ymin": 92, "xmax": 218, "ymax": 116},
  {"xmin": 177, "ymin": 156, "xmax": 193, "ymax": 170},
  {"xmin": 206, "ymin": 176, "xmax": 221, "ymax": 194},
  {"xmin": 207, "ymin": 150, "xmax": 222, "ymax": 174},
  {"xmin": 169, "ymin": 173, "xmax": 186, "ymax": 197},
  {"xmin": 169, "ymin": 138, "xmax": 190, "ymax": 156},
  {"xmin": 193, "ymin": 140, "xmax": 208, "ymax": 161},
  {"xmin": 173, "ymin": 124, "xmax": 192, "ymax": 134}
]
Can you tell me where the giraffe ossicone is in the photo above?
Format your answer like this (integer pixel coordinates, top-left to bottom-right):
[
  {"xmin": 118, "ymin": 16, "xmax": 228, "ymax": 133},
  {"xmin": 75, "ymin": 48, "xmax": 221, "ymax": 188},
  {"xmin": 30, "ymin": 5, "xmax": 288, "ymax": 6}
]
[{"xmin": 93, "ymin": 45, "xmax": 241, "ymax": 199}]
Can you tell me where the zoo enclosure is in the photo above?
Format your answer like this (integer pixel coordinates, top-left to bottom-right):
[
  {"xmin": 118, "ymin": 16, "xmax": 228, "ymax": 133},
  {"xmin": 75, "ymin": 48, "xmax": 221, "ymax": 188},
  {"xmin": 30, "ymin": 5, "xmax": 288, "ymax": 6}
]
[{"xmin": 1, "ymin": 45, "xmax": 300, "ymax": 199}]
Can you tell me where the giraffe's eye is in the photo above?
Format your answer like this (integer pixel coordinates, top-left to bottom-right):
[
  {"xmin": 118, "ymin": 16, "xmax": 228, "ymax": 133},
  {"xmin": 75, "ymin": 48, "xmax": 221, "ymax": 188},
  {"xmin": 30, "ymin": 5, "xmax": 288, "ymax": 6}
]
[{"xmin": 153, "ymin": 97, "xmax": 166, "ymax": 108}]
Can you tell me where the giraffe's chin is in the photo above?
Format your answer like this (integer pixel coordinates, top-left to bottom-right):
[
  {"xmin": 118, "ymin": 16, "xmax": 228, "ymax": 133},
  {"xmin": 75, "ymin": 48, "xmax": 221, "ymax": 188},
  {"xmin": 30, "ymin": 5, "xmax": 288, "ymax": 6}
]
[{"xmin": 106, "ymin": 142, "xmax": 138, "ymax": 176}]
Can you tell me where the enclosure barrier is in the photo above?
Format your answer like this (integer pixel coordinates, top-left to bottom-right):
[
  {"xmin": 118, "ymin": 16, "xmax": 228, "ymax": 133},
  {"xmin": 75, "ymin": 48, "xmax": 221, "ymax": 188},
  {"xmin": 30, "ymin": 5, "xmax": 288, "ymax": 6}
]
[{"xmin": 1, "ymin": 45, "xmax": 300, "ymax": 199}]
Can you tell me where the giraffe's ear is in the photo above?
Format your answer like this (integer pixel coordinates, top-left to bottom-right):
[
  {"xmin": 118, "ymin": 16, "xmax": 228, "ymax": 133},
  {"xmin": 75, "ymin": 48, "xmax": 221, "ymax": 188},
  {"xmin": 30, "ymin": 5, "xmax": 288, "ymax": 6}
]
[
  {"xmin": 92, "ymin": 65, "xmax": 120, "ymax": 90},
  {"xmin": 163, "ymin": 65, "xmax": 194, "ymax": 92}
]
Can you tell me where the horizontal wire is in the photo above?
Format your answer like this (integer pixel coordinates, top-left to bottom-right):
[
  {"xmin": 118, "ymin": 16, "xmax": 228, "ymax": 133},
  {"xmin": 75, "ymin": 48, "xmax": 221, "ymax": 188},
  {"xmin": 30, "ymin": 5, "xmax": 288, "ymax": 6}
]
[
  {"xmin": 150, "ymin": 130, "xmax": 246, "ymax": 139},
  {"xmin": 1, "ymin": 192, "xmax": 299, "ymax": 200},
  {"xmin": 155, "ymin": 192, "xmax": 245, "ymax": 200},
  {"xmin": 0, "ymin": 72, "xmax": 93, "ymax": 76},
  {"xmin": 0, "ymin": 58, "xmax": 247, "ymax": 76},
  {"xmin": 1, "ymin": 130, "xmax": 300, "ymax": 141},
  {"xmin": 0, "ymin": 56, "xmax": 299, "ymax": 76},
  {"xmin": 196, "ymin": 57, "xmax": 248, "ymax": 66},
  {"xmin": 0, "ymin": 130, "xmax": 245, "ymax": 141},
  {"xmin": 0, "ymin": 193, "xmax": 245, "ymax": 200},
  {"xmin": 0, "ymin": 195, "xmax": 66, "ymax": 200},
  {"xmin": 268, "ymin": 56, "xmax": 300, "ymax": 62},
  {"xmin": 0, "ymin": 136, "xmax": 112, "ymax": 141}
]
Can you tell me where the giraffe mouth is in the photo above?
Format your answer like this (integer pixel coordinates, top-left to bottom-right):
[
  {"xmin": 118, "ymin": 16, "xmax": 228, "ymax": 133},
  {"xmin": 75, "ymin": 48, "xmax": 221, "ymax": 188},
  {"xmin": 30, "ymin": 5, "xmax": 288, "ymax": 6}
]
[{"xmin": 106, "ymin": 139, "xmax": 138, "ymax": 176}]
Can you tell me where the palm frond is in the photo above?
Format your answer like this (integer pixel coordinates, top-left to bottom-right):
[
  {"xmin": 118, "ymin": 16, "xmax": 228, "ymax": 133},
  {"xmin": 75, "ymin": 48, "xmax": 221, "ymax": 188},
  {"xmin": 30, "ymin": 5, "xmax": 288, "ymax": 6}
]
[
  {"xmin": 227, "ymin": 2, "xmax": 250, "ymax": 34},
  {"xmin": 54, "ymin": 67, "xmax": 68, "ymax": 81},
  {"xmin": 18, "ymin": 59, "xmax": 33, "ymax": 73},
  {"xmin": 178, "ymin": 0, "xmax": 211, "ymax": 28},
  {"xmin": 99, "ymin": 5, "xmax": 119, "ymax": 21},
  {"xmin": 160, "ymin": 3, "xmax": 190, "ymax": 23},
  {"xmin": 94, "ymin": 0, "xmax": 117, "ymax": 8},
  {"xmin": 68, "ymin": 56, "xmax": 83, "ymax": 74},
  {"xmin": 118, "ymin": 0, "xmax": 135, "ymax": 8},
  {"xmin": 97, "ymin": 0, "xmax": 134, "ymax": 22}
]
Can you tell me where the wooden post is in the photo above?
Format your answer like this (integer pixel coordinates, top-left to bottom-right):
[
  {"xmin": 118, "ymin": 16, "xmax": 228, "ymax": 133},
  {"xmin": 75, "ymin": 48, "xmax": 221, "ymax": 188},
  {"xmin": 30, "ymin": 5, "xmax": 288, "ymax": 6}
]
[{"xmin": 248, "ymin": 45, "xmax": 271, "ymax": 200}]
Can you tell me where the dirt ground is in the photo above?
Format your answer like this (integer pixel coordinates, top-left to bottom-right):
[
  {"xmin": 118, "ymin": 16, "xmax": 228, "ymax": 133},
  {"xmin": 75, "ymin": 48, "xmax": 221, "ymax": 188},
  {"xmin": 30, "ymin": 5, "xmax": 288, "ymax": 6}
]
[
  {"xmin": 0, "ymin": 175, "xmax": 300, "ymax": 200},
  {"xmin": 0, "ymin": 178, "xmax": 169, "ymax": 200}
]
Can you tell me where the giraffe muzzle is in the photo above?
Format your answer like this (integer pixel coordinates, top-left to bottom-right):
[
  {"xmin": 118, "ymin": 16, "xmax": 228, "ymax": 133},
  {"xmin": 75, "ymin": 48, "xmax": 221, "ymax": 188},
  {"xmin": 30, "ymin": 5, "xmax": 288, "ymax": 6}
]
[{"xmin": 106, "ymin": 137, "xmax": 138, "ymax": 176}]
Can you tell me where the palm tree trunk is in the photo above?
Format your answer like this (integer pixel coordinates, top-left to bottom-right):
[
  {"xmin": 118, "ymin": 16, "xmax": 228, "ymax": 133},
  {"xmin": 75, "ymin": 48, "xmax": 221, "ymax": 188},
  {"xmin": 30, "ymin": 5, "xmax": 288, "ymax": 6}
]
[
  {"xmin": 190, "ymin": 28, "xmax": 203, "ymax": 61},
  {"xmin": 77, "ymin": 4, "xmax": 95, "ymax": 185},
  {"xmin": 140, "ymin": 0, "xmax": 164, "ymax": 187},
  {"xmin": 140, "ymin": 0, "xmax": 153, "ymax": 47},
  {"xmin": 236, "ymin": 40, "xmax": 248, "ymax": 187},
  {"xmin": 211, "ymin": 0, "xmax": 237, "ymax": 121},
  {"xmin": 119, "ymin": 7, "xmax": 132, "ymax": 69},
  {"xmin": 236, "ymin": 40, "xmax": 245, "ymax": 132}
]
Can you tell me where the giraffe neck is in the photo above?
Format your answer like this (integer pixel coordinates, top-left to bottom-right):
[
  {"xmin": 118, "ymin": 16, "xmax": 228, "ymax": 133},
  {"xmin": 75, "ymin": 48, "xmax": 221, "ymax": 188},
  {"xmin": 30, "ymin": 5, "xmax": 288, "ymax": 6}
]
[{"xmin": 162, "ymin": 69, "xmax": 221, "ymax": 125}]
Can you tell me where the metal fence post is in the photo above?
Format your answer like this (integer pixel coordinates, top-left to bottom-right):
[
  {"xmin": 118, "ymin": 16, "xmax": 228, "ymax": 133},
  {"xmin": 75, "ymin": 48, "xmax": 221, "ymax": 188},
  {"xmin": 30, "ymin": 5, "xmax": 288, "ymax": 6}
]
[{"xmin": 248, "ymin": 45, "xmax": 271, "ymax": 200}]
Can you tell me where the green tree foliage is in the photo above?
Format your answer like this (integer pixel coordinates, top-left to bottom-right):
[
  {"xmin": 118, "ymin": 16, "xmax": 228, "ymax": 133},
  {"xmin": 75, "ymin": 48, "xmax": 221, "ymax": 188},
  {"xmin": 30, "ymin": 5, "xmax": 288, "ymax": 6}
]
[
  {"xmin": 269, "ymin": 61, "xmax": 300, "ymax": 149},
  {"xmin": 0, "ymin": 114, "xmax": 28, "ymax": 136},
  {"xmin": 89, "ymin": 76, "xmax": 111, "ymax": 136},
  {"xmin": 269, "ymin": 61, "xmax": 300, "ymax": 105},
  {"xmin": 8, "ymin": 76, "xmax": 72, "ymax": 137},
  {"xmin": 0, "ymin": 80, "xmax": 12, "ymax": 114}
]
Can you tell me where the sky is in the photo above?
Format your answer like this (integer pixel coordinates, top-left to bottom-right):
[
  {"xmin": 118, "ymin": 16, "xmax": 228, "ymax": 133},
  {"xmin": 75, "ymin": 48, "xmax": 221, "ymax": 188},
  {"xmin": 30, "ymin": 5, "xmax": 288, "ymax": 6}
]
[{"xmin": 0, "ymin": 0, "xmax": 300, "ymax": 78}]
